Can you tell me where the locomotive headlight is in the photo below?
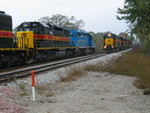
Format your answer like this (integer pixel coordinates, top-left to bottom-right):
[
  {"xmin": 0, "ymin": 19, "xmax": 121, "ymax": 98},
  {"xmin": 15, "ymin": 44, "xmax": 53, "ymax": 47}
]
[
  {"xmin": 112, "ymin": 46, "xmax": 114, "ymax": 48},
  {"xmin": 104, "ymin": 46, "xmax": 106, "ymax": 49}
]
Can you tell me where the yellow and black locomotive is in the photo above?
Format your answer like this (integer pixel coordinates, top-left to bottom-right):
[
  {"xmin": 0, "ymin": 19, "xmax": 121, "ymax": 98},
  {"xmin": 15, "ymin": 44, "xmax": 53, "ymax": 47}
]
[
  {"xmin": 103, "ymin": 33, "xmax": 132, "ymax": 52},
  {"xmin": 103, "ymin": 33, "xmax": 119, "ymax": 52}
]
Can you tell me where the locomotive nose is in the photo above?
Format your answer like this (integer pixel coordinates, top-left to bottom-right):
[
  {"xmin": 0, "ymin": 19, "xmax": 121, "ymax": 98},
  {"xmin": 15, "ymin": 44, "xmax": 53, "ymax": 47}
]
[{"xmin": 107, "ymin": 39, "xmax": 111, "ymax": 44}]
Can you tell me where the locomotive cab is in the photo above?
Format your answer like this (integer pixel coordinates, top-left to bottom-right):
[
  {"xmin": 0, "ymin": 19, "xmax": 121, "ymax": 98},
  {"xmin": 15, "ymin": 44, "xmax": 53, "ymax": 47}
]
[
  {"xmin": 17, "ymin": 22, "xmax": 50, "ymax": 34},
  {"xmin": 17, "ymin": 22, "xmax": 51, "ymax": 48}
]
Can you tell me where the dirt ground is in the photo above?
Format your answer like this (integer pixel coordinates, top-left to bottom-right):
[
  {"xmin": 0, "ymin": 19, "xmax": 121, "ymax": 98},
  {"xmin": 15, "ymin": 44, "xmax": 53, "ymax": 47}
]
[{"xmin": 12, "ymin": 72, "xmax": 150, "ymax": 113}]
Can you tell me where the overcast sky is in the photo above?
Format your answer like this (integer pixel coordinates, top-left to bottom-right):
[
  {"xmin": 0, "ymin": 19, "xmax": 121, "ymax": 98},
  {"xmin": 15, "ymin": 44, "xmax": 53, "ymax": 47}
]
[{"xmin": 0, "ymin": 0, "xmax": 128, "ymax": 34}]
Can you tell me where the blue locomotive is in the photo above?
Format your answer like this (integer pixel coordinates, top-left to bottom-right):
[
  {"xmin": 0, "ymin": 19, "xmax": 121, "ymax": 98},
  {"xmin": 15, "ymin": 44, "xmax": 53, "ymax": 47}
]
[{"xmin": 70, "ymin": 29, "xmax": 95, "ymax": 55}]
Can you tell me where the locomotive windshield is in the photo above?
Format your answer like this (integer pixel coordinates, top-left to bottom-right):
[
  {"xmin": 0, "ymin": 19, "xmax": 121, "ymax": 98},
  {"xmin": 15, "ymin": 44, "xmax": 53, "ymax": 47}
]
[
  {"xmin": 104, "ymin": 34, "xmax": 116, "ymax": 39},
  {"xmin": 18, "ymin": 22, "xmax": 39, "ymax": 33},
  {"xmin": 17, "ymin": 22, "xmax": 52, "ymax": 34}
]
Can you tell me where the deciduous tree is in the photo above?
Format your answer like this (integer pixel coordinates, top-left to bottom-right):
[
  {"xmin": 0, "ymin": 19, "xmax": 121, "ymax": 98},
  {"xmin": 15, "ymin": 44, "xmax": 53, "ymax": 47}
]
[
  {"xmin": 39, "ymin": 14, "xmax": 84, "ymax": 30},
  {"xmin": 117, "ymin": 0, "xmax": 150, "ymax": 53}
]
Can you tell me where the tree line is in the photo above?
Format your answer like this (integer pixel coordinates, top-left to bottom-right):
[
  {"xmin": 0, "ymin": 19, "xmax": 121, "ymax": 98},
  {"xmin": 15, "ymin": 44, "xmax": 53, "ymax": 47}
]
[{"xmin": 39, "ymin": 14, "xmax": 84, "ymax": 30}]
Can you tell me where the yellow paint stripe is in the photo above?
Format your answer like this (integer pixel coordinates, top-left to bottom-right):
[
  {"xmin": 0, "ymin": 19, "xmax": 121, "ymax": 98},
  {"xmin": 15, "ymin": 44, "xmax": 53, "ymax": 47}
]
[
  {"xmin": 37, "ymin": 47, "xmax": 76, "ymax": 50},
  {"xmin": 0, "ymin": 48, "xmax": 26, "ymax": 51}
]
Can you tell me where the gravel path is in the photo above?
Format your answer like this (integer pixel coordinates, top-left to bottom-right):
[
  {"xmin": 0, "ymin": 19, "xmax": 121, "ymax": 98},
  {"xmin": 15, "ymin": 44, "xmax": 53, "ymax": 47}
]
[{"xmin": 1, "ymin": 49, "xmax": 150, "ymax": 113}]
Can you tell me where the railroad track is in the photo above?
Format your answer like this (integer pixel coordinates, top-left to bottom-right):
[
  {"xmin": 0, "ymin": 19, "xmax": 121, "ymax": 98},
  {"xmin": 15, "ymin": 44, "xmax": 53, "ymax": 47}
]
[{"xmin": 0, "ymin": 53, "xmax": 108, "ymax": 83}]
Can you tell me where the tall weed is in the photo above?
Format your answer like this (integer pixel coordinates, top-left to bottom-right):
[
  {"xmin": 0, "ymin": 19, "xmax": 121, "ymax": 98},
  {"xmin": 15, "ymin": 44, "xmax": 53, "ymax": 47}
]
[
  {"xmin": 61, "ymin": 47, "xmax": 150, "ymax": 88},
  {"xmin": 100, "ymin": 48, "xmax": 150, "ymax": 89},
  {"xmin": 60, "ymin": 66, "xmax": 86, "ymax": 82},
  {"xmin": 83, "ymin": 47, "xmax": 150, "ymax": 89}
]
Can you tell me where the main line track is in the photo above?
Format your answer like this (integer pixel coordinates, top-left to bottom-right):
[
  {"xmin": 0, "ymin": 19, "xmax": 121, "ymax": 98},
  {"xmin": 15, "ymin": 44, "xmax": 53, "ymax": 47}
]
[{"xmin": 0, "ymin": 53, "xmax": 108, "ymax": 83}]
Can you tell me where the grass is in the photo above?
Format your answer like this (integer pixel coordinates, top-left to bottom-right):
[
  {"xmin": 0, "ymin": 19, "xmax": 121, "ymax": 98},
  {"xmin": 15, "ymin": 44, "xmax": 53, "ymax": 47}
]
[
  {"xmin": 36, "ymin": 84, "xmax": 54, "ymax": 96},
  {"xmin": 84, "ymin": 62, "xmax": 107, "ymax": 72},
  {"xmin": 15, "ymin": 47, "xmax": 149, "ymax": 99},
  {"xmin": 84, "ymin": 47, "xmax": 150, "ymax": 89},
  {"xmin": 56, "ymin": 47, "xmax": 150, "ymax": 89},
  {"xmin": 106, "ymin": 47, "xmax": 150, "ymax": 89},
  {"xmin": 18, "ymin": 83, "xmax": 26, "ymax": 91},
  {"xmin": 17, "ymin": 83, "xmax": 28, "ymax": 96},
  {"xmin": 60, "ymin": 65, "xmax": 87, "ymax": 82}
]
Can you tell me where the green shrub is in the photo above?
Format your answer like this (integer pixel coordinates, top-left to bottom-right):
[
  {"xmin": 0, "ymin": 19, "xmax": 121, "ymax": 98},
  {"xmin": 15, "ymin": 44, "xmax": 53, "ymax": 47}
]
[{"xmin": 141, "ymin": 40, "xmax": 150, "ymax": 54}]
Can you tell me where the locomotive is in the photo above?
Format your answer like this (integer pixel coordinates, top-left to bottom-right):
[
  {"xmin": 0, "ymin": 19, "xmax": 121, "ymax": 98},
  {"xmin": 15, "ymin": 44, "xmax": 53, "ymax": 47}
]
[
  {"xmin": 70, "ymin": 29, "xmax": 95, "ymax": 55},
  {"xmin": 0, "ymin": 12, "xmax": 95, "ymax": 67},
  {"xmin": 0, "ymin": 11, "xmax": 25, "ymax": 67},
  {"xmin": 103, "ymin": 33, "xmax": 132, "ymax": 52}
]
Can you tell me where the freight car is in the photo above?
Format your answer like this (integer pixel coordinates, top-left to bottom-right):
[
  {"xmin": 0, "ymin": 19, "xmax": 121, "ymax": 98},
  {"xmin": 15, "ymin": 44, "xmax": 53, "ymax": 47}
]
[{"xmin": 103, "ymin": 33, "xmax": 132, "ymax": 52}]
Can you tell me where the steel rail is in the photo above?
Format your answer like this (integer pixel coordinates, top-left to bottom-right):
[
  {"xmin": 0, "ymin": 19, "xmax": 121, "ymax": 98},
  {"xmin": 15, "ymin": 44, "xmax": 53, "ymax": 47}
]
[{"xmin": 0, "ymin": 53, "xmax": 108, "ymax": 83}]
